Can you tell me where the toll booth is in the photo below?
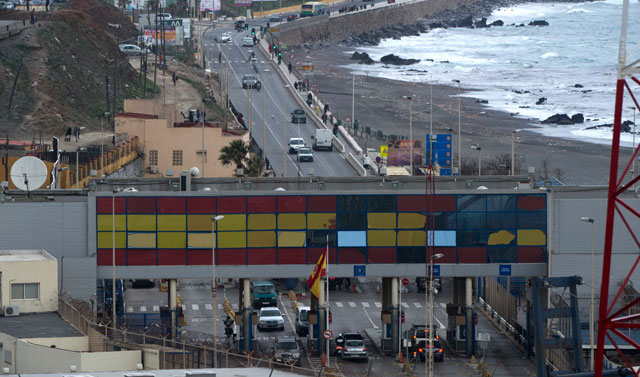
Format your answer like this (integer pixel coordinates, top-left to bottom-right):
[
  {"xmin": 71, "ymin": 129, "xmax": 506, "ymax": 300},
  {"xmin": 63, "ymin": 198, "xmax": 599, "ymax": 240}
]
[{"xmin": 446, "ymin": 303, "xmax": 476, "ymax": 356}]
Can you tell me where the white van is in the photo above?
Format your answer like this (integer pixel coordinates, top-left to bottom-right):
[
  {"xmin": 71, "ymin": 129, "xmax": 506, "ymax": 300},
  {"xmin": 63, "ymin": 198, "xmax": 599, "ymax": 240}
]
[{"xmin": 312, "ymin": 129, "xmax": 333, "ymax": 151}]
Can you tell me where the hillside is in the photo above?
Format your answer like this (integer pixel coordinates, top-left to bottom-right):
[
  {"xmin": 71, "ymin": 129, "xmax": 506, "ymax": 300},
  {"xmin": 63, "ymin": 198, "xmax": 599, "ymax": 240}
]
[{"xmin": 0, "ymin": 0, "xmax": 149, "ymax": 140}]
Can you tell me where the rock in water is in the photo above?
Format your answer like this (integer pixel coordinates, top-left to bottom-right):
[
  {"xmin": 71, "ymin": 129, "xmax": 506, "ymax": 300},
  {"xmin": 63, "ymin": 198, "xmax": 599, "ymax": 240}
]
[
  {"xmin": 529, "ymin": 20, "xmax": 549, "ymax": 26},
  {"xmin": 571, "ymin": 113, "xmax": 584, "ymax": 124},
  {"xmin": 380, "ymin": 54, "xmax": 420, "ymax": 65},
  {"xmin": 474, "ymin": 17, "xmax": 488, "ymax": 28},
  {"xmin": 490, "ymin": 20, "xmax": 504, "ymax": 27},
  {"xmin": 542, "ymin": 114, "xmax": 572, "ymax": 125},
  {"xmin": 351, "ymin": 52, "xmax": 374, "ymax": 64},
  {"xmin": 456, "ymin": 15, "xmax": 473, "ymax": 28},
  {"xmin": 536, "ymin": 97, "xmax": 547, "ymax": 105}
]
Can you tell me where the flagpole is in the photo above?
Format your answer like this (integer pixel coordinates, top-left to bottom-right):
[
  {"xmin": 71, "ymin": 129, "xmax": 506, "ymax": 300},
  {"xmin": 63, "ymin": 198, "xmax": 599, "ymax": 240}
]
[{"xmin": 325, "ymin": 234, "xmax": 330, "ymax": 367}]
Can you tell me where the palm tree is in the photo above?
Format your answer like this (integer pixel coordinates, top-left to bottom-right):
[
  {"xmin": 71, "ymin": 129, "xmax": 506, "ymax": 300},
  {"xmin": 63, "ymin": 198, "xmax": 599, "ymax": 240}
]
[
  {"xmin": 245, "ymin": 155, "xmax": 265, "ymax": 177},
  {"xmin": 219, "ymin": 140, "xmax": 249, "ymax": 170}
]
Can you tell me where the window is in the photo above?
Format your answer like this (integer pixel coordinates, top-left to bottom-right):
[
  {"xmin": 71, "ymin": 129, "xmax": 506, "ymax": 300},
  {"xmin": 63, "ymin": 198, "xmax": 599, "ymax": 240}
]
[
  {"xmin": 11, "ymin": 283, "xmax": 39, "ymax": 300},
  {"xmin": 149, "ymin": 150, "xmax": 158, "ymax": 165},
  {"xmin": 172, "ymin": 150, "xmax": 183, "ymax": 166},
  {"xmin": 196, "ymin": 150, "xmax": 207, "ymax": 163}
]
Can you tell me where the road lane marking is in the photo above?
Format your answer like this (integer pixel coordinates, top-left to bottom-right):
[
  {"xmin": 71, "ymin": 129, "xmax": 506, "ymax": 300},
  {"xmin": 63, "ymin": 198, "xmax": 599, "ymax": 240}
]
[
  {"xmin": 127, "ymin": 307, "xmax": 133, "ymax": 312},
  {"xmin": 153, "ymin": 305, "xmax": 159, "ymax": 312},
  {"xmin": 140, "ymin": 306, "xmax": 147, "ymax": 312},
  {"xmin": 362, "ymin": 307, "xmax": 378, "ymax": 329},
  {"xmin": 402, "ymin": 302, "xmax": 409, "ymax": 308},
  {"xmin": 348, "ymin": 302, "xmax": 356, "ymax": 308},
  {"xmin": 413, "ymin": 302, "xmax": 422, "ymax": 308},
  {"xmin": 362, "ymin": 302, "xmax": 370, "ymax": 308},
  {"xmin": 218, "ymin": 304, "xmax": 224, "ymax": 310},
  {"xmin": 375, "ymin": 302, "xmax": 382, "ymax": 308},
  {"xmin": 335, "ymin": 302, "xmax": 343, "ymax": 308},
  {"xmin": 182, "ymin": 305, "xmax": 186, "ymax": 311},
  {"xmin": 205, "ymin": 304, "xmax": 213, "ymax": 310},
  {"xmin": 192, "ymin": 304, "xmax": 199, "ymax": 311}
]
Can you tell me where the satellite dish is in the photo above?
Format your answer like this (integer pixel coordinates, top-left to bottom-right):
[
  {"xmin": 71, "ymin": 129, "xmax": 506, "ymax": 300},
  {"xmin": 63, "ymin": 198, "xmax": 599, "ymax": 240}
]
[{"xmin": 10, "ymin": 156, "xmax": 47, "ymax": 191}]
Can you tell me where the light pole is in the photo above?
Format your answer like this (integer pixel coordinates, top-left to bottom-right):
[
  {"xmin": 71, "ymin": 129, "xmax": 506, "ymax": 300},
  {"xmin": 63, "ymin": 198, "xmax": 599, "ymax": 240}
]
[
  {"xmin": 281, "ymin": 84, "xmax": 290, "ymax": 176},
  {"xmin": 76, "ymin": 147, "xmax": 87, "ymax": 188},
  {"xmin": 510, "ymin": 112, "xmax": 520, "ymax": 176},
  {"xmin": 471, "ymin": 145, "xmax": 482, "ymax": 176},
  {"xmin": 211, "ymin": 215, "xmax": 224, "ymax": 366},
  {"xmin": 401, "ymin": 96, "xmax": 414, "ymax": 174},
  {"xmin": 352, "ymin": 74, "xmax": 355, "ymax": 134},
  {"xmin": 628, "ymin": 106, "xmax": 636, "ymax": 181},
  {"xmin": 452, "ymin": 79, "xmax": 461, "ymax": 174},
  {"xmin": 101, "ymin": 112, "xmax": 110, "ymax": 177},
  {"xmin": 201, "ymin": 25, "xmax": 215, "ymax": 178},
  {"xmin": 581, "ymin": 216, "xmax": 595, "ymax": 371},
  {"xmin": 427, "ymin": 252, "xmax": 444, "ymax": 377}
]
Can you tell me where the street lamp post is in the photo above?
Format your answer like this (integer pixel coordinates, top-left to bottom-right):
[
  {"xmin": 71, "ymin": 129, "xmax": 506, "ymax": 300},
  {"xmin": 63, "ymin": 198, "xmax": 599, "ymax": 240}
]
[
  {"xmin": 471, "ymin": 145, "xmax": 482, "ymax": 176},
  {"xmin": 402, "ymin": 96, "xmax": 414, "ymax": 174},
  {"xmin": 201, "ymin": 25, "xmax": 215, "ymax": 178},
  {"xmin": 427, "ymin": 252, "xmax": 444, "ymax": 377},
  {"xmin": 211, "ymin": 215, "xmax": 224, "ymax": 367},
  {"xmin": 452, "ymin": 80, "xmax": 461, "ymax": 174},
  {"xmin": 510, "ymin": 112, "xmax": 520, "ymax": 176},
  {"xmin": 581, "ymin": 216, "xmax": 595, "ymax": 370},
  {"xmin": 282, "ymin": 84, "xmax": 290, "ymax": 176}
]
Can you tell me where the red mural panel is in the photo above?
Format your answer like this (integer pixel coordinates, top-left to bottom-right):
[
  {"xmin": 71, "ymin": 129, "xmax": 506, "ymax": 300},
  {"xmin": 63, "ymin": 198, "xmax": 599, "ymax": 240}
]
[
  {"xmin": 308, "ymin": 247, "xmax": 336, "ymax": 264},
  {"xmin": 187, "ymin": 249, "xmax": 213, "ymax": 265},
  {"xmin": 397, "ymin": 195, "xmax": 457, "ymax": 212},
  {"xmin": 307, "ymin": 196, "xmax": 336, "ymax": 212},
  {"xmin": 338, "ymin": 248, "xmax": 367, "ymax": 264},
  {"xmin": 127, "ymin": 197, "xmax": 157, "ymax": 213},
  {"xmin": 127, "ymin": 250, "xmax": 157, "ymax": 265},
  {"xmin": 517, "ymin": 247, "xmax": 546, "ymax": 263},
  {"xmin": 97, "ymin": 249, "xmax": 126, "ymax": 265},
  {"xmin": 517, "ymin": 196, "xmax": 545, "ymax": 211},
  {"xmin": 247, "ymin": 248, "xmax": 277, "ymax": 265},
  {"xmin": 434, "ymin": 247, "xmax": 457, "ymax": 263},
  {"xmin": 97, "ymin": 197, "xmax": 126, "ymax": 214},
  {"xmin": 158, "ymin": 249, "xmax": 187, "ymax": 265},
  {"xmin": 457, "ymin": 247, "xmax": 486, "ymax": 263},
  {"xmin": 218, "ymin": 197, "xmax": 246, "ymax": 214},
  {"xmin": 187, "ymin": 197, "xmax": 217, "ymax": 214},
  {"xmin": 157, "ymin": 197, "xmax": 186, "ymax": 214},
  {"xmin": 217, "ymin": 249, "xmax": 246, "ymax": 265},
  {"xmin": 368, "ymin": 247, "xmax": 396, "ymax": 263},
  {"xmin": 278, "ymin": 196, "xmax": 306, "ymax": 212},
  {"xmin": 277, "ymin": 248, "xmax": 307, "ymax": 264},
  {"xmin": 247, "ymin": 196, "xmax": 276, "ymax": 213}
]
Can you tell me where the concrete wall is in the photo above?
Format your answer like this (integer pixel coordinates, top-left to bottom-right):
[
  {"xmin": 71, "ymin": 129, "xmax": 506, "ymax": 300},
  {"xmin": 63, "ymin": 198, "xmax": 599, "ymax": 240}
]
[
  {"xmin": 0, "ymin": 332, "xmax": 17, "ymax": 373},
  {"xmin": 25, "ymin": 337, "xmax": 89, "ymax": 352},
  {"xmin": 142, "ymin": 348, "xmax": 160, "ymax": 369},
  {"xmin": 80, "ymin": 351, "xmax": 141, "ymax": 372},
  {"xmin": 1, "ymin": 254, "xmax": 58, "ymax": 313},
  {"xmin": 279, "ymin": 0, "xmax": 479, "ymax": 45}
]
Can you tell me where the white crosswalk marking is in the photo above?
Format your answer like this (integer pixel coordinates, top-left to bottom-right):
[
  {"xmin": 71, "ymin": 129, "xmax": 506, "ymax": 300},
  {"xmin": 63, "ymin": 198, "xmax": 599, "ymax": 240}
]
[
  {"xmin": 439, "ymin": 303, "xmax": 446, "ymax": 309},
  {"xmin": 335, "ymin": 302, "xmax": 344, "ymax": 308},
  {"xmin": 413, "ymin": 302, "xmax": 422, "ymax": 308},
  {"xmin": 218, "ymin": 304, "xmax": 224, "ymax": 310},
  {"xmin": 375, "ymin": 302, "xmax": 382, "ymax": 308},
  {"xmin": 192, "ymin": 304, "xmax": 199, "ymax": 311},
  {"xmin": 205, "ymin": 304, "xmax": 213, "ymax": 310},
  {"xmin": 127, "ymin": 306, "xmax": 133, "ymax": 313},
  {"xmin": 402, "ymin": 302, "xmax": 409, "ymax": 308},
  {"xmin": 349, "ymin": 302, "xmax": 357, "ymax": 308},
  {"xmin": 153, "ymin": 305, "xmax": 160, "ymax": 312},
  {"xmin": 232, "ymin": 304, "xmax": 238, "ymax": 310},
  {"xmin": 362, "ymin": 302, "xmax": 370, "ymax": 308},
  {"xmin": 140, "ymin": 306, "xmax": 147, "ymax": 312}
]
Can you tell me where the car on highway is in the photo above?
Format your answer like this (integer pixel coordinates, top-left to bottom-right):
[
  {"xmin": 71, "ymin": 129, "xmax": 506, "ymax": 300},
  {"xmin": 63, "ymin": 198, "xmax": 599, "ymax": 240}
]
[
  {"xmin": 251, "ymin": 281, "xmax": 277, "ymax": 308},
  {"xmin": 235, "ymin": 20, "xmax": 246, "ymax": 30},
  {"xmin": 297, "ymin": 147, "xmax": 313, "ymax": 162},
  {"xmin": 269, "ymin": 14, "xmax": 281, "ymax": 22},
  {"xmin": 272, "ymin": 337, "xmax": 301, "ymax": 366},
  {"xmin": 287, "ymin": 14, "xmax": 299, "ymax": 22},
  {"xmin": 242, "ymin": 36, "xmax": 254, "ymax": 47},
  {"xmin": 257, "ymin": 307, "xmax": 285, "ymax": 331},
  {"xmin": 335, "ymin": 333, "xmax": 366, "ymax": 359},
  {"xmin": 291, "ymin": 109, "xmax": 306, "ymax": 123},
  {"xmin": 295, "ymin": 305, "xmax": 310, "ymax": 336},
  {"xmin": 0, "ymin": 1, "xmax": 15, "ymax": 10},
  {"xmin": 414, "ymin": 339, "xmax": 444, "ymax": 362},
  {"xmin": 119, "ymin": 44, "xmax": 147, "ymax": 56},
  {"xmin": 220, "ymin": 32, "xmax": 231, "ymax": 43},
  {"xmin": 288, "ymin": 137, "xmax": 306, "ymax": 154},
  {"xmin": 155, "ymin": 13, "xmax": 172, "ymax": 21},
  {"xmin": 241, "ymin": 74, "xmax": 262, "ymax": 90}
]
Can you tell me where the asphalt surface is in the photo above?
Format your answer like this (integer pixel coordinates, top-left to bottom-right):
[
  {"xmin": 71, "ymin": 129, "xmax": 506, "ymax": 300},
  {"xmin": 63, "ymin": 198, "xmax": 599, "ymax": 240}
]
[{"xmin": 203, "ymin": 24, "xmax": 358, "ymax": 178}]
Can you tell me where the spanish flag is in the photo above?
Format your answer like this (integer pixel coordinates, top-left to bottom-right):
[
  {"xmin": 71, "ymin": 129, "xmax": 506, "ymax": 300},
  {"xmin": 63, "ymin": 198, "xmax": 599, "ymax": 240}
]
[{"xmin": 307, "ymin": 246, "xmax": 327, "ymax": 299}]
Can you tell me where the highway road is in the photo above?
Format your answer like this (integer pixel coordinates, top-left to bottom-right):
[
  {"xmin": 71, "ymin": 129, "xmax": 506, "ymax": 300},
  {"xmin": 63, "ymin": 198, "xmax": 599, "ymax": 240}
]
[{"xmin": 202, "ymin": 24, "xmax": 358, "ymax": 178}]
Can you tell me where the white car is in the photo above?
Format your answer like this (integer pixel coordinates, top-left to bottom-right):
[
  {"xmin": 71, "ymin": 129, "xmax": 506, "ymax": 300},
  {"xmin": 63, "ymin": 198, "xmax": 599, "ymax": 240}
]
[
  {"xmin": 221, "ymin": 32, "xmax": 231, "ymax": 43},
  {"xmin": 119, "ymin": 44, "xmax": 148, "ymax": 56},
  {"xmin": 258, "ymin": 307, "xmax": 285, "ymax": 331},
  {"xmin": 242, "ymin": 36, "xmax": 254, "ymax": 47},
  {"xmin": 288, "ymin": 137, "xmax": 306, "ymax": 154}
]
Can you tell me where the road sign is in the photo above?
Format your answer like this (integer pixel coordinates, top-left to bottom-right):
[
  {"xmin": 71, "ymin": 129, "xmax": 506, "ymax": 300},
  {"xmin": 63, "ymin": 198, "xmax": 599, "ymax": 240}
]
[
  {"xmin": 323, "ymin": 330, "xmax": 333, "ymax": 339},
  {"xmin": 380, "ymin": 146, "xmax": 388, "ymax": 158},
  {"xmin": 344, "ymin": 115, "xmax": 352, "ymax": 123},
  {"xmin": 431, "ymin": 265, "xmax": 440, "ymax": 277},
  {"xmin": 300, "ymin": 63, "xmax": 313, "ymax": 77},
  {"xmin": 401, "ymin": 278, "xmax": 410, "ymax": 286},
  {"xmin": 296, "ymin": 60, "xmax": 301, "ymax": 66},
  {"xmin": 499, "ymin": 264, "xmax": 512, "ymax": 276},
  {"xmin": 354, "ymin": 265, "xmax": 366, "ymax": 277}
]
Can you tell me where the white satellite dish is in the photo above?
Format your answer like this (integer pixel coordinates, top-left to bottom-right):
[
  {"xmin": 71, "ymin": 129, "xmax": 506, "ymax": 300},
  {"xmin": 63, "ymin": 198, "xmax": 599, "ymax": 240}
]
[{"xmin": 10, "ymin": 156, "xmax": 48, "ymax": 191}]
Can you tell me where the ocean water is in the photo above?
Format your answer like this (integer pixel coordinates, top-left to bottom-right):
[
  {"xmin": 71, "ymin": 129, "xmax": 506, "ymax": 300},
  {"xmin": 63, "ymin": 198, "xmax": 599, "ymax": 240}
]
[{"xmin": 345, "ymin": 0, "xmax": 640, "ymax": 147}]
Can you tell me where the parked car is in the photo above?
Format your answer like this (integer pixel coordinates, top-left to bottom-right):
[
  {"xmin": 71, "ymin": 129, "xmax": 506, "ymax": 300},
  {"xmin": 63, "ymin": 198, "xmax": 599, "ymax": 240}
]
[
  {"xmin": 251, "ymin": 281, "xmax": 277, "ymax": 308},
  {"xmin": 131, "ymin": 279, "xmax": 155, "ymax": 289},
  {"xmin": 291, "ymin": 109, "xmax": 306, "ymax": 123},
  {"xmin": 257, "ymin": 307, "xmax": 285, "ymax": 331},
  {"xmin": 269, "ymin": 14, "xmax": 281, "ymax": 22},
  {"xmin": 288, "ymin": 137, "xmax": 306, "ymax": 154},
  {"xmin": 297, "ymin": 147, "xmax": 313, "ymax": 162},
  {"xmin": 242, "ymin": 36, "xmax": 254, "ymax": 47},
  {"xmin": 335, "ymin": 333, "xmax": 366, "ymax": 359},
  {"xmin": 0, "ymin": 2, "xmax": 8, "ymax": 10},
  {"xmin": 1, "ymin": 1, "xmax": 15, "ymax": 10},
  {"xmin": 119, "ymin": 44, "xmax": 147, "ymax": 56},
  {"xmin": 272, "ymin": 337, "xmax": 301, "ymax": 366},
  {"xmin": 156, "ymin": 13, "xmax": 172, "ymax": 21},
  {"xmin": 241, "ymin": 74, "xmax": 262, "ymax": 90},
  {"xmin": 295, "ymin": 305, "xmax": 310, "ymax": 336}
]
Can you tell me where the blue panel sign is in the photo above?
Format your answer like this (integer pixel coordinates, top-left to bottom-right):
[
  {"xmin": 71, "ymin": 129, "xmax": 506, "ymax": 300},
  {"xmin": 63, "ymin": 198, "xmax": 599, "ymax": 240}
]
[
  {"xmin": 499, "ymin": 264, "xmax": 512, "ymax": 276},
  {"xmin": 428, "ymin": 265, "xmax": 440, "ymax": 277},
  {"xmin": 354, "ymin": 265, "xmax": 366, "ymax": 277}
]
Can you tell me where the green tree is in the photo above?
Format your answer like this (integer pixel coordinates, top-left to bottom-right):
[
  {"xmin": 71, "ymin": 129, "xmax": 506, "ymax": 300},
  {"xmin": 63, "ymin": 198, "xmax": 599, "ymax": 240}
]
[
  {"xmin": 219, "ymin": 140, "xmax": 249, "ymax": 169},
  {"xmin": 245, "ymin": 155, "xmax": 265, "ymax": 177}
]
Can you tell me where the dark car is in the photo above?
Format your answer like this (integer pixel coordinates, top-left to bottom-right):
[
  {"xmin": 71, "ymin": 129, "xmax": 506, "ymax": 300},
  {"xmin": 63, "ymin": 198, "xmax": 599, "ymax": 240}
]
[
  {"xmin": 329, "ymin": 277, "xmax": 351, "ymax": 291},
  {"xmin": 414, "ymin": 340, "xmax": 444, "ymax": 362},
  {"xmin": 235, "ymin": 20, "xmax": 246, "ymax": 30},
  {"xmin": 291, "ymin": 109, "xmax": 306, "ymax": 123},
  {"xmin": 335, "ymin": 333, "xmax": 365, "ymax": 357},
  {"xmin": 287, "ymin": 14, "xmax": 298, "ymax": 22},
  {"xmin": 297, "ymin": 147, "xmax": 313, "ymax": 162},
  {"xmin": 416, "ymin": 277, "xmax": 441, "ymax": 293},
  {"xmin": 241, "ymin": 74, "xmax": 262, "ymax": 90},
  {"xmin": 269, "ymin": 14, "xmax": 281, "ymax": 22},
  {"xmin": 131, "ymin": 279, "xmax": 155, "ymax": 289}
]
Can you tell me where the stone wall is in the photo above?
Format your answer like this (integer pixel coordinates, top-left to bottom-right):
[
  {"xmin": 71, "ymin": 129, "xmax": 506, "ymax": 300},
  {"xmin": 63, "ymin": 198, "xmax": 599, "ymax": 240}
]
[{"xmin": 278, "ymin": 0, "xmax": 480, "ymax": 46}]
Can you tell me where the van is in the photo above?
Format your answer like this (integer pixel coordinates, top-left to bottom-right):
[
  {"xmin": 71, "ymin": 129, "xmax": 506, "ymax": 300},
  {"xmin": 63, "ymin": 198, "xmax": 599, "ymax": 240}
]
[
  {"xmin": 311, "ymin": 129, "xmax": 333, "ymax": 151},
  {"xmin": 251, "ymin": 281, "xmax": 277, "ymax": 308},
  {"xmin": 295, "ymin": 305, "xmax": 310, "ymax": 336}
]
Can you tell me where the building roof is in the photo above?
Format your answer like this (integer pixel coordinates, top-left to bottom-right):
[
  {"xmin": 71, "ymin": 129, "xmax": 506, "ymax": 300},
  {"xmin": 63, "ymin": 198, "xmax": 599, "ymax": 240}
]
[
  {"xmin": 0, "ymin": 312, "xmax": 83, "ymax": 339},
  {"xmin": 0, "ymin": 249, "xmax": 56, "ymax": 262}
]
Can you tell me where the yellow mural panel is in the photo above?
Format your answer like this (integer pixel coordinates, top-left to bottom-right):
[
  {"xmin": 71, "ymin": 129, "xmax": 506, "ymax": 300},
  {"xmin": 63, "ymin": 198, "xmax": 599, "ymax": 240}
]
[
  {"xmin": 127, "ymin": 215, "xmax": 157, "ymax": 231},
  {"xmin": 97, "ymin": 215, "xmax": 127, "ymax": 231},
  {"xmin": 158, "ymin": 232, "xmax": 186, "ymax": 248},
  {"xmin": 367, "ymin": 230, "xmax": 396, "ymax": 246},
  {"xmin": 488, "ymin": 230, "xmax": 516, "ymax": 245},
  {"xmin": 248, "ymin": 231, "xmax": 277, "ymax": 247},
  {"xmin": 217, "ymin": 214, "xmax": 246, "ymax": 231},
  {"xmin": 158, "ymin": 215, "xmax": 186, "ymax": 231},
  {"xmin": 188, "ymin": 215, "xmax": 214, "ymax": 231},
  {"xmin": 397, "ymin": 230, "xmax": 426, "ymax": 246},
  {"xmin": 128, "ymin": 233, "xmax": 156, "ymax": 248},
  {"xmin": 368, "ymin": 213, "xmax": 396, "ymax": 229},
  {"xmin": 188, "ymin": 233, "xmax": 213, "ymax": 248},
  {"xmin": 248, "ymin": 214, "xmax": 276, "ymax": 230},
  {"xmin": 517, "ymin": 229, "xmax": 546, "ymax": 246},
  {"xmin": 307, "ymin": 213, "xmax": 336, "ymax": 229},
  {"xmin": 278, "ymin": 231, "xmax": 306, "ymax": 247},
  {"xmin": 278, "ymin": 214, "xmax": 306, "ymax": 229},
  {"xmin": 398, "ymin": 213, "xmax": 426, "ymax": 229},
  {"xmin": 218, "ymin": 232, "xmax": 246, "ymax": 248},
  {"xmin": 97, "ymin": 232, "xmax": 126, "ymax": 248}
]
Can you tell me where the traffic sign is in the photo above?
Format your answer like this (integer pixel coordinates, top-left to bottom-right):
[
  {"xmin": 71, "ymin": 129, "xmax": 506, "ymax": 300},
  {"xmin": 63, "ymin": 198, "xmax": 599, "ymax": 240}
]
[
  {"xmin": 344, "ymin": 115, "xmax": 352, "ymax": 123},
  {"xmin": 296, "ymin": 60, "xmax": 301, "ymax": 66},
  {"xmin": 354, "ymin": 265, "xmax": 366, "ymax": 277},
  {"xmin": 323, "ymin": 330, "xmax": 333, "ymax": 339},
  {"xmin": 401, "ymin": 278, "xmax": 410, "ymax": 286},
  {"xmin": 380, "ymin": 146, "xmax": 388, "ymax": 158},
  {"xmin": 499, "ymin": 264, "xmax": 512, "ymax": 276},
  {"xmin": 290, "ymin": 53, "xmax": 294, "ymax": 59}
]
